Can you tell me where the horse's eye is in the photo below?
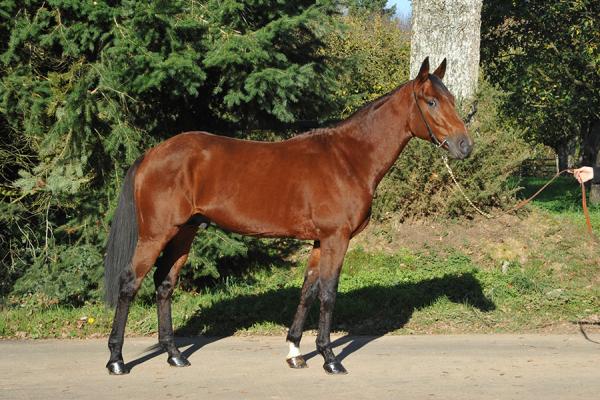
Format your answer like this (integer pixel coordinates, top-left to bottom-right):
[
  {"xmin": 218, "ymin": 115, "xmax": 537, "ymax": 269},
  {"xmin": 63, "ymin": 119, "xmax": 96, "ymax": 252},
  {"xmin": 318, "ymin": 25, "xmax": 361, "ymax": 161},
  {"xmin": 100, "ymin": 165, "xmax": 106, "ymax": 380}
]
[{"xmin": 427, "ymin": 99, "xmax": 437, "ymax": 107}]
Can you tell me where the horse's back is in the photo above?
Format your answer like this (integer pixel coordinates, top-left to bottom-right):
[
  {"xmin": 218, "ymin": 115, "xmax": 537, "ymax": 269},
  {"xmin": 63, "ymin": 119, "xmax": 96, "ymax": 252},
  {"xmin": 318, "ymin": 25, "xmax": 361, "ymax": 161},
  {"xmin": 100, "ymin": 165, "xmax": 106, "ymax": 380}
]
[{"xmin": 135, "ymin": 131, "xmax": 357, "ymax": 239}]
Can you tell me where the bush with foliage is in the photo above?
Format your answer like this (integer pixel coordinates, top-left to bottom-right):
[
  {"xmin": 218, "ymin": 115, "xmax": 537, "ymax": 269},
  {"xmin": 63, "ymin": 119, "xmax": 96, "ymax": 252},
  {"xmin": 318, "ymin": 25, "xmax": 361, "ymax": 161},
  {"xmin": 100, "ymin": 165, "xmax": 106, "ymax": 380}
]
[
  {"xmin": 325, "ymin": 12, "xmax": 410, "ymax": 117},
  {"xmin": 0, "ymin": 0, "xmax": 342, "ymax": 303}
]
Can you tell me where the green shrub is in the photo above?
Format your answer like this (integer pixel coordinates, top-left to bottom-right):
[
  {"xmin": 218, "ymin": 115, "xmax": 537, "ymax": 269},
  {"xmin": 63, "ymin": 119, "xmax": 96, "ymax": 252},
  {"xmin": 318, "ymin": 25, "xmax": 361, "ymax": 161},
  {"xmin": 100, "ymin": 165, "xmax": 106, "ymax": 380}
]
[
  {"xmin": 325, "ymin": 12, "xmax": 411, "ymax": 117},
  {"xmin": 10, "ymin": 244, "xmax": 103, "ymax": 305},
  {"xmin": 373, "ymin": 80, "xmax": 532, "ymax": 220}
]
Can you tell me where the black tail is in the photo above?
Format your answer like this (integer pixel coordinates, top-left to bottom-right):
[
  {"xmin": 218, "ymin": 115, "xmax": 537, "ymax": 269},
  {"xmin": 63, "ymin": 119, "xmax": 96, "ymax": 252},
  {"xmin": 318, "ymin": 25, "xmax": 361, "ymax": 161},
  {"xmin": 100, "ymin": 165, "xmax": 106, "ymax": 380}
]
[{"xmin": 104, "ymin": 157, "xmax": 143, "ymax": 307}]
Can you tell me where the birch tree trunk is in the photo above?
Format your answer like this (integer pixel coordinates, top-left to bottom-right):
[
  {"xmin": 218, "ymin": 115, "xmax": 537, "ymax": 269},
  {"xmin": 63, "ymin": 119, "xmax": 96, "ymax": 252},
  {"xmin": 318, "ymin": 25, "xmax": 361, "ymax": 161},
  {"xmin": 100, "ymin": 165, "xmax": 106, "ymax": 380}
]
[{"xmin": 410, "ymin": 0, "xmax": 483, "ymax": 101}]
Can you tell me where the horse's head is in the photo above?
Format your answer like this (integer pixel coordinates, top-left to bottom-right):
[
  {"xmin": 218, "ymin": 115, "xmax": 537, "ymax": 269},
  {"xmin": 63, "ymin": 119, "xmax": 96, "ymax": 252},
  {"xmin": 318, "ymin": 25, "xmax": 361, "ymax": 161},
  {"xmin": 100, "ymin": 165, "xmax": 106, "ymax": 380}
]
[{"xmin": 409, "ymin": 57, "xmax": 473, "ymax": 159}]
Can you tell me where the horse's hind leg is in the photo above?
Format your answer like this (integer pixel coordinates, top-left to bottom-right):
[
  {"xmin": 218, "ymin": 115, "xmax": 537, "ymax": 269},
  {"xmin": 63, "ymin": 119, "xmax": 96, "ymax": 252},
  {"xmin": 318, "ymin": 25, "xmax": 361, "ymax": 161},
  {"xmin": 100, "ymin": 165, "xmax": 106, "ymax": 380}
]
[
  {"xmin": 286, "ymin": 241, "xmax": 321, "ymax": 369},
  {"xmin": 154, "ymin": 225, "xmax": 199, "ymax": 367},
  {"xmin": 107, "ymin": 234, "xmax": 174, "ymax": 375}
]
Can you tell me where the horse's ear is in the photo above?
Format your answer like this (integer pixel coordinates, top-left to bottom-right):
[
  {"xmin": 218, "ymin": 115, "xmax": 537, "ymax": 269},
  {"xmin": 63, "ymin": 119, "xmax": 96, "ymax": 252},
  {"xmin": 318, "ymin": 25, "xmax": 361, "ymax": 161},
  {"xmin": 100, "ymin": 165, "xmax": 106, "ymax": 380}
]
[
  {"xmin": 417, "ymin": 57, "xmax": 430, "ymax": 82},
  {"xmin": 433, "ymin": 58, "xmax": 447, "ymax": 80}
]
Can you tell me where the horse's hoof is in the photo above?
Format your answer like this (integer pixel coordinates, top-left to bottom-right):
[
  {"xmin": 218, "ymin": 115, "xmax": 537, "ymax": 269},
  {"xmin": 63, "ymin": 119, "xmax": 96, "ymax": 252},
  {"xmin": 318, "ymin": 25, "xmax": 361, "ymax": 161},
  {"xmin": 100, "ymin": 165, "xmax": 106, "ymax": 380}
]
[
  {"xmin": 168, "ymin": 355, "xmax": 191, "ymax": 367},
  {"xmin": 286, "ymin": 356, "xmax": 308, "ymax": 369},
  {"xmin": 323, "ymin": 361, "xmax": 347, "ymax": 375},
  {"xmin": 106, "ymin": 360, "xmax": 129, "ymax": 375}
]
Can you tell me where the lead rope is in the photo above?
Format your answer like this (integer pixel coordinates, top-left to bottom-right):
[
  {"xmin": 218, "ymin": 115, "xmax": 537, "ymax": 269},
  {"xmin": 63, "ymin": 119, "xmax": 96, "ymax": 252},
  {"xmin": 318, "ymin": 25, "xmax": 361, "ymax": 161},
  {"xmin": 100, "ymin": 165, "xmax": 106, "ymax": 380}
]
[
  {"xmin": 442, "ymin": 155, "xmax": 493, "ymax": 219},
  {"xmin": 442, "ymin": 155, "xmax": 596, "ymax": 241}
]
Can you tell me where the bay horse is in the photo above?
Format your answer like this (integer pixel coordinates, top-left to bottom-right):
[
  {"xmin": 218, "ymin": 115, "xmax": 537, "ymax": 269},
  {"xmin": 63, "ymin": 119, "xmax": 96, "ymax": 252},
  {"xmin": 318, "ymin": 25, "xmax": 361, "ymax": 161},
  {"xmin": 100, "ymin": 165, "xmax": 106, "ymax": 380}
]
[{"xmin": 104, "ymin": 57, "xmax": 473, "ymax": 375}]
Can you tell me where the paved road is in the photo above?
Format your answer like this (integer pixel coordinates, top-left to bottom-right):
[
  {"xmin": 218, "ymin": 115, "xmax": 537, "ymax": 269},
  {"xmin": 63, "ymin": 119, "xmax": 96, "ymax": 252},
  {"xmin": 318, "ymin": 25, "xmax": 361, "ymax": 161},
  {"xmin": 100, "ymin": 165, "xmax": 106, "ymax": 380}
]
[{"xmin": 1, "ymin": 334, "xmax": 599, "ymax": 399}]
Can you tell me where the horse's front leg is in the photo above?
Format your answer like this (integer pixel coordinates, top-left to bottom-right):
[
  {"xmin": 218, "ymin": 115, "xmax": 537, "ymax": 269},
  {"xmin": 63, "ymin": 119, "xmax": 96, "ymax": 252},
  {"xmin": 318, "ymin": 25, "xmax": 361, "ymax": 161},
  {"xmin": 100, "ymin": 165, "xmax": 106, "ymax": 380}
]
[
  {"xmin": 316, "ymin": 232, "xmax": 350, "ymax": 375},
  {"xmin": 286, "ymin": 241, "xmax": 321, "ymax": 368}
]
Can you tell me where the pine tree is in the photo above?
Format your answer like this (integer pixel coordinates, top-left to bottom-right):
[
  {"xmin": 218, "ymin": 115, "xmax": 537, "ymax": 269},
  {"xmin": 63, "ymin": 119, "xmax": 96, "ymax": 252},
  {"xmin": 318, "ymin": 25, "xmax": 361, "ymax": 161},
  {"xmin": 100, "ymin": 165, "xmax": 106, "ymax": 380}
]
[{"xmin": 0, "ymin": 0, "xmax": 342, "ymax": 302}]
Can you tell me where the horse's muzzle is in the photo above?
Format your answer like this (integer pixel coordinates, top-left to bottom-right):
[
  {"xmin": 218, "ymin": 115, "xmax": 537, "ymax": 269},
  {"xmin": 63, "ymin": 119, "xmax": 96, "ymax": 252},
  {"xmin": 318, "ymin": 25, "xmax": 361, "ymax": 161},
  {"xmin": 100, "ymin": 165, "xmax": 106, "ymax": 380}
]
[{"xmin": 447, "ymin": 133, "xmax": 473, "ymax": 160}]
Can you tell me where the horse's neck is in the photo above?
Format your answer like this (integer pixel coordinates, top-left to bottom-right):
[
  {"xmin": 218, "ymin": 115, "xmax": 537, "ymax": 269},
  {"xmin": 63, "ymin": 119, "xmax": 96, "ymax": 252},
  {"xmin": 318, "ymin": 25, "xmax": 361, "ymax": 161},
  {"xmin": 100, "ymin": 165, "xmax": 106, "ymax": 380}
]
[{"xmin": 332, "ymin": 88, "xmax": 414, "ymax": 193}]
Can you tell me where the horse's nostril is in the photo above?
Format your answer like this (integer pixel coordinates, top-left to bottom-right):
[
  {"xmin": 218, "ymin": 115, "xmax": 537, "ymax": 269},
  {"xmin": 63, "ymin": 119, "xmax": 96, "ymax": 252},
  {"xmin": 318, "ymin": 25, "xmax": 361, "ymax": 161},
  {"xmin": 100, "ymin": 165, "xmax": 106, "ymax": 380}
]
[{"xmin": 458, "ymin": 137, "xmax": 472, "ymax": 157}]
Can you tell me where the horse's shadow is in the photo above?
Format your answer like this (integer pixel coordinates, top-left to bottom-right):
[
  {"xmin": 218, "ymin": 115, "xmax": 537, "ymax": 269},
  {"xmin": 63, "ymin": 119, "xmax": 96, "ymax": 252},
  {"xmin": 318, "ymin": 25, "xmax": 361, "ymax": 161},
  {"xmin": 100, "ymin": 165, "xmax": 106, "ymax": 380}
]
[{"xmin": 126, "ymin": 272, "xmax": 495, "ymax": 370}]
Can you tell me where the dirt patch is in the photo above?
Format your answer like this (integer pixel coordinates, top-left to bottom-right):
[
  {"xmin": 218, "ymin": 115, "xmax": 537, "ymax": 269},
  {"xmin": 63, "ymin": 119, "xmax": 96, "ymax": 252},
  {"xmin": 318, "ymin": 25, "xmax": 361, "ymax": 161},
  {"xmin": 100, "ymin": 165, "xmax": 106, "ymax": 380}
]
[{"xmin": 350, "ymin": 209, "xmax": 599, "ymax": 273}]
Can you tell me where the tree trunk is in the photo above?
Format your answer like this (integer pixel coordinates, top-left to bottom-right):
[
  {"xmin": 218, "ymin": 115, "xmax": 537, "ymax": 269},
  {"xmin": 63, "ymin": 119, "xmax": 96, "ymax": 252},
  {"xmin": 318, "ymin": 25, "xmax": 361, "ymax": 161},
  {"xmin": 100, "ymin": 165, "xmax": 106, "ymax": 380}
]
[
  {"xmin": 556, "ymin": 145, "xmax": 570, "ymax": 172},
  {"xmin": 555, "ymin": 139, "xmax": 579, "ymax": 172},
  {"xmin": 582, "ymin": 119, "xmax": 600, "ymax": 205},
  {"xmin": 410, "ymin": 0, "xmax": 483, "ymax": 101},
  {"xmin": 591, "ymin": 182, "xmax": 600, "ymax": 206}
]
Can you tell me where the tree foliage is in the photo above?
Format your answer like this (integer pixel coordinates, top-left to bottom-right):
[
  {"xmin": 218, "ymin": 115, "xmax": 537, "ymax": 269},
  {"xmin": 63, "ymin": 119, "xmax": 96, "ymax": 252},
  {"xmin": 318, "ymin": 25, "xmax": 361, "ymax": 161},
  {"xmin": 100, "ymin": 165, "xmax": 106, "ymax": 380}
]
[
  {"xmin": 0, "ymin": 0, "xmax": 342, "ymax": 302},
  {"xmin": 481, "ymin": 0, "xmax": 600, "ymax": 156},
  {"xmin": 0, "ymin": 1, "xmax": 537, "ymax": 305},
  {"xmin": 346, "ymin": 0, "xmax": 396, "ymax": 16},
  {"xmin": 325, "ymin": 12, "xmax": 410, "ymax": 117}
]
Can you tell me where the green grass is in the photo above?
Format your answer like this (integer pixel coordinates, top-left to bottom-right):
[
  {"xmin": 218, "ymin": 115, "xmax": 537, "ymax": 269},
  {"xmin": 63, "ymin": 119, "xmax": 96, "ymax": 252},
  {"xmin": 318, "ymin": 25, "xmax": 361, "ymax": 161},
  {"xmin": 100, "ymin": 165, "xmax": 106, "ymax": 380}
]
[
  {"xmin": 517, "ymin": 176, "xmax": 600, "ymax": 229},
  {"xmin": 1, "ymin": 244, "xmax": 598, "ymax": 338}
]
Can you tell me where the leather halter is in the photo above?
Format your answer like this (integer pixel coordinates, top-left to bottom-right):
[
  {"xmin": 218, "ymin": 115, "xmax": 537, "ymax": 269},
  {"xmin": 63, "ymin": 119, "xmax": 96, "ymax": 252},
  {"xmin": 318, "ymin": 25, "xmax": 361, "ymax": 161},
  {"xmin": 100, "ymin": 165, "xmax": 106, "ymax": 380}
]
[{"xmin": 412, "ymin": 81, "xmax": 447, "ymax": 148}]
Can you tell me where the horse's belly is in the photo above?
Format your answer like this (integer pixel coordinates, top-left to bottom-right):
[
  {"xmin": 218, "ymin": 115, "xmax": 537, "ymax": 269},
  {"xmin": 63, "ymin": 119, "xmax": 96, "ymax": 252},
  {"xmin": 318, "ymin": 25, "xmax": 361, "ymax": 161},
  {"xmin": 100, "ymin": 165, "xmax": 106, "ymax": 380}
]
[
  {"xmin": 197, "ymin": 194, "xmax": 318, "ymax": 240},
  {"xmin": 205, "ymin": 208, "xmax": 317, "ymax": 240}
]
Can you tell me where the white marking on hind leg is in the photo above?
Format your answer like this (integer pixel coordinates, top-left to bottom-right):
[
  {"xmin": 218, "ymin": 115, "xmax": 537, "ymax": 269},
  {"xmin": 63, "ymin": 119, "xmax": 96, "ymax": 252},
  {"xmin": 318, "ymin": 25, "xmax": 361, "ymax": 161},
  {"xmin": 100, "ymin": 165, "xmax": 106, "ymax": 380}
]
[{"xmin": 286, "ymin": 341, "xmax": 301, "ymax": 359}]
